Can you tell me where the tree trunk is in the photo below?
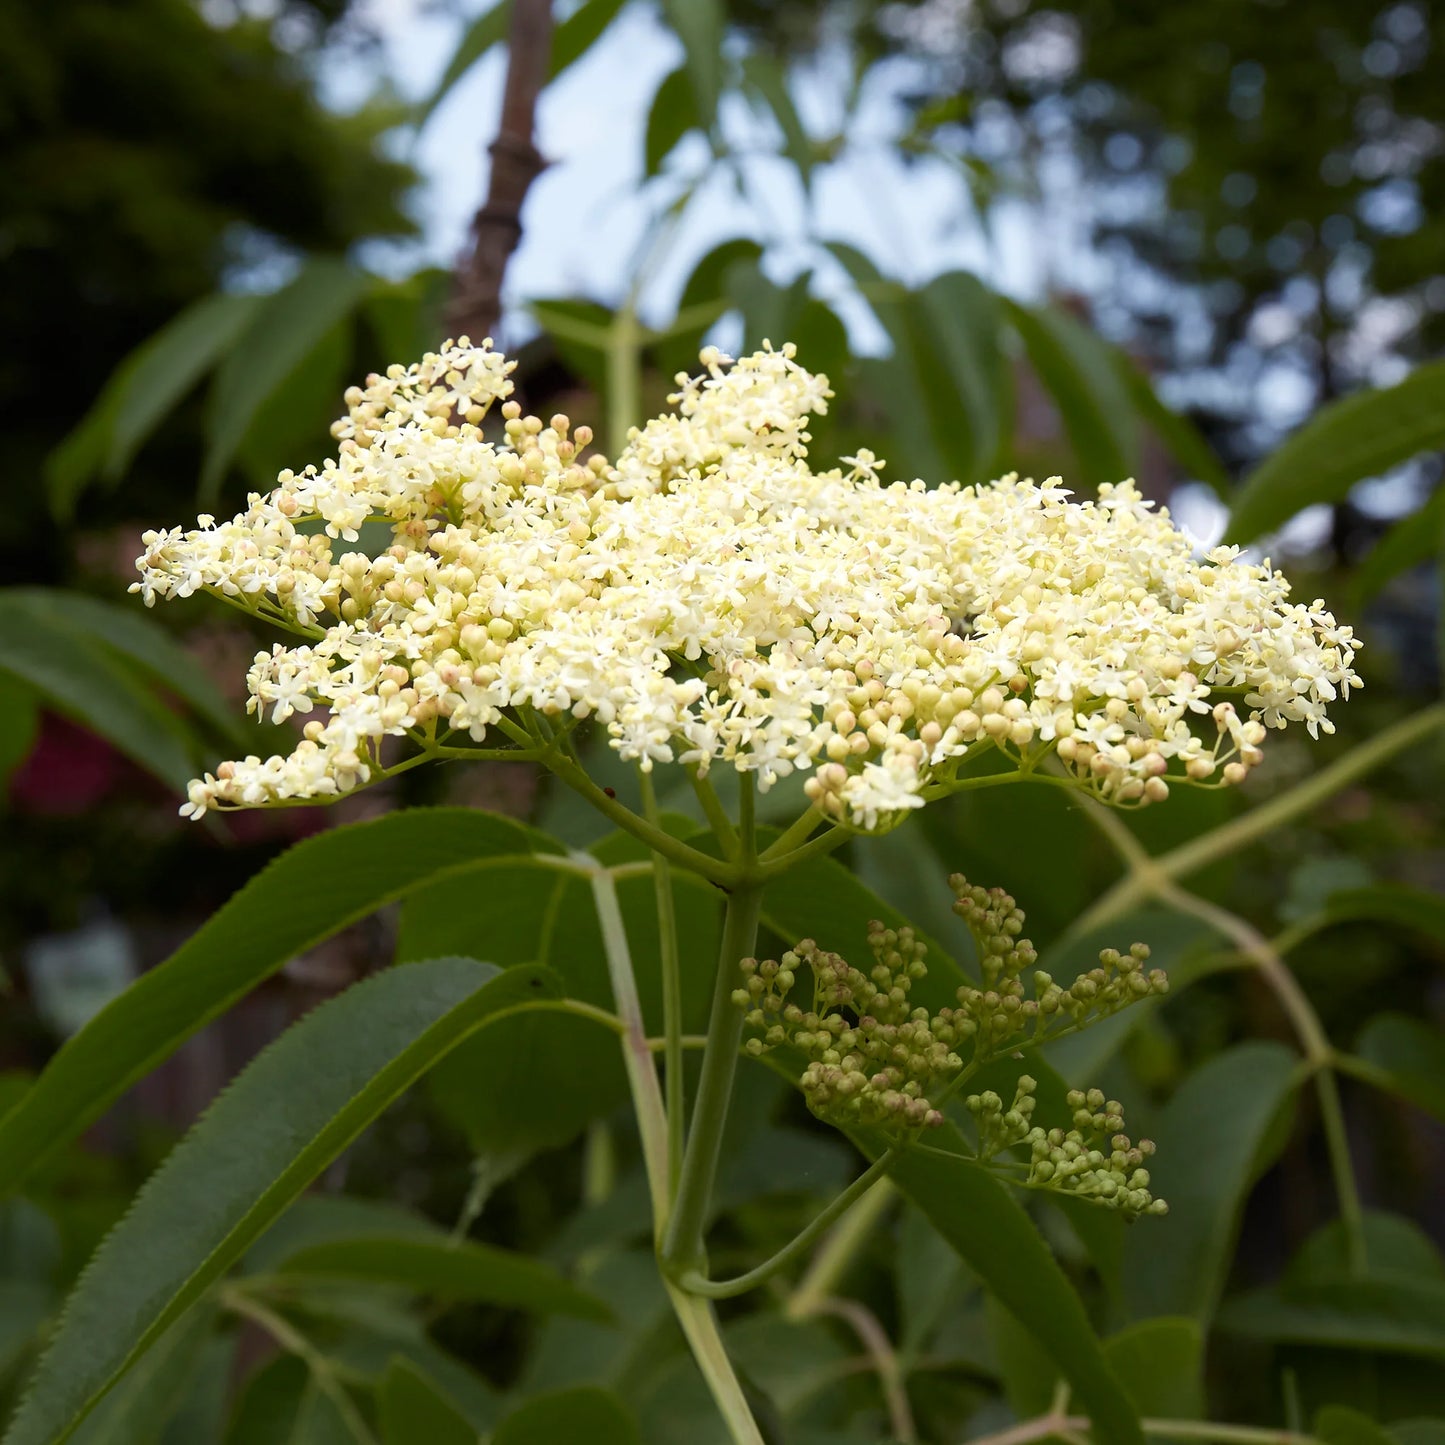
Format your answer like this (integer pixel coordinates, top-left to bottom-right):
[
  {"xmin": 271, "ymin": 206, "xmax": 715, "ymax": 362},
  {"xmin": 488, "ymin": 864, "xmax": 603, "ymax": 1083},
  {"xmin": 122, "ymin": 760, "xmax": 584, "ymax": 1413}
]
[{"xmin": 445, "ymin": 0, "xmax": 556, "ymax": 343}]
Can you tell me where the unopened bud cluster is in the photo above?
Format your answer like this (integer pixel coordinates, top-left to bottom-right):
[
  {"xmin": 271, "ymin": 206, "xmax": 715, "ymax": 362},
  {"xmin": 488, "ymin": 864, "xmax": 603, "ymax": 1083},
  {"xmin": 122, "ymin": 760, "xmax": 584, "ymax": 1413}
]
[
  {"xmin": 733, "ymin": 924, "xmax": 964, "ymax": 1130},
  {"xmin": 1025, "ymin": 1088, "xmax": 1166, "ymax": 1218},
  {"xmin": 950, "ymin": 877, "xmax": 1169, "ymax": 1054}
]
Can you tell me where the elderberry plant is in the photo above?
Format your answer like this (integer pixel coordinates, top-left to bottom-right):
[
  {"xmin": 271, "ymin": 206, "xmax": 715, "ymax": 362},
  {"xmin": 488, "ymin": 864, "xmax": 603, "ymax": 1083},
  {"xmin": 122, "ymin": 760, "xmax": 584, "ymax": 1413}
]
[{"xmin": 4, "ymin": 339, "xmax": 1369, "ymax": 1445}]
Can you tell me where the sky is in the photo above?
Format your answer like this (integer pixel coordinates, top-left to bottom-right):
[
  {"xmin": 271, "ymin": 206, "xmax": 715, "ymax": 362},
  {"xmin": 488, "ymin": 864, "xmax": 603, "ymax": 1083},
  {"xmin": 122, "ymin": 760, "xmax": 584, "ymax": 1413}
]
[
  {"xmin": 318, "ymin": 0, "xmax": 1402, "ymax": 554},
  {"xmin": 328, "ymin": 0, "xmax": 1057, "ymax": 341}
]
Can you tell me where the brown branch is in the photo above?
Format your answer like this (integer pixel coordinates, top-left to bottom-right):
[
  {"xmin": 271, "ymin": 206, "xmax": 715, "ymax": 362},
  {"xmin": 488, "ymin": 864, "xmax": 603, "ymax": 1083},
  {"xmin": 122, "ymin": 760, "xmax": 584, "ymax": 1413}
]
[{"xmin": 445, "ymin": 0, "xmax": 555, "ymax": 342}]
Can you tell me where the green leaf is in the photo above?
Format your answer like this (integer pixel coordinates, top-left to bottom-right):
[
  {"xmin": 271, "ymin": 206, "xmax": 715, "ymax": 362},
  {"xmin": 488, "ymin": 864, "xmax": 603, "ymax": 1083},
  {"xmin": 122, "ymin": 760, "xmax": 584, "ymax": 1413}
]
[
  {"xmin": 0, "ymin": 594, "xmax": 206, "ymax": 789},
  {"xmin": 984, "ymin": 1295, "xmax": 1056, "ymax": 1417},
  {"xmin": 1311, "ymin": 885, "xmax": 1445, "ymax": 949},
  {"xmin": 1352, "ymin": 486, "xmax": 1445, "ymax": 605},
  {"xmin": 70, "ymin": 1306, "xmax": 218, "ymax": 1445},
  {"xmin": 878, "ymin": 1127, "xmax": 1144, "ymax": 1445},
  {"xmin": 106, "ymin": 293, "xmax": 263, "ymax": 481},
  {"xmin": 4, "ymin": 956, "xmax": 559, "ymax": 1445},
  {"xmin": 0, "ymin": 676, "xmax": 38, "ymax": 790},
  {"xmin": 645, "ymin": 65, "xmax": 700, "ymax": 176},
  {"xmin": 1111, "ymin": 351, "xmax": 1232, "ymax": 497},
  {"xmin": 659, "ymin": 0, "xmax": 723, "ymax": 134},
  {"xmin": 416, "ymin": 2, "xmax": 511, "ymax": 129},
  {"xmin": 1103, "ymin": 1317, "xmax": 1202, "ymax": 1418},
  {"xmin": 491, "ymin": 1386, "xmax": 641, "ymax": 1445},
  {"xmin": 1288, "ymin": 1212, "xmax": 1445, "ymax": 1284},
  {"xmin": 201, "ymin": 258, "xmax": 366, "ymax": 504},
  {"xmin": 224, "ymin": 1355, "xmax": 311, "ymax": 1444},
  {"xmin": 1317, "ymin": 1407, "xmax": 1397, "ymax": 1445},
  {"xmin": 826, "ymin": 246, "xmax": 953, "ymax": 483},
  {"xmin": 1122, "ymin": 1041, "xmax": 1299, "ymax": 1324},
  {"xmin": 1218, "ymin": 1276, "xmax": 1445, "ymax": 1360},
  {"xmin": 234, "ymin": 319, "xmax": 351, "ymax": 489},
  {"xmin": 271, "ymin": 1235, "xmax": 610, "ymax": 1323},
  {"xmin": 0, "ymin": 808, "xmax": 553, "ymax": 1196},
  {"xmin": 158, "ymin": 1333, "xmax": 233, "ymax": 1445},
  {"xmin": 1352, "ymin": 1015, "xmax": 1445, "ymax": 1125},
  {"xmin": 1227, "ymin": 360, "xmax": 1445, "ymax": 544},
  {"xmin": 906, "ymin": 272, "xmax": 1006, "ymax": 484},
  {"xmin": 1391, "ymin": 1423, "xmax": 1445, "ymax": 1445},
  {"xmin": 46, "ymin": 293, "xmax": 262, "ymax": 517},
  {"xmin": 2, "ymin": 588, "xmax": 246, "ymax": 750},
  {"xmin": 378, "ymin": 1358, "xmax": 477, "ymax": 1445},
  {"xmin": 742, "ymin": 55, "xmax": 813, "ymax": 185},
  {"xmin": 550, "ymin": 0, "xmax": 630, "ymax": 78},
  {"xmin": 408, "ymin": 830, "xmax": 718, "ymax": 1152},
  {"xmin": 1005, "ymin": 301, "xmax": 1140, "ymax": 487},
  {"xmin": 244, "ymin": 1195, "xmax": 446, "ymax": 1274},
  {"xmin": 363, "ymin": 271, "xmax": 450, "ymax": 367}
]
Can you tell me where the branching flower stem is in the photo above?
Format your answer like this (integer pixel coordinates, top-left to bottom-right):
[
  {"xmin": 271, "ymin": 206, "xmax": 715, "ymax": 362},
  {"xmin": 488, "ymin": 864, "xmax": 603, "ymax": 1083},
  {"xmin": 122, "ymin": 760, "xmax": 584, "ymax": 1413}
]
[
  {"xmin": 786, "ymin": 1175, "xmax": 899, "ymax": 1322},
  {"xmin": 677, "ymin": 1149, "xmax": 901, "ymax": 1300},
  {"xmin": 1075, "ymin": 796, "xmax": 1369, "ymax": 1273},
  {"xmin": 222, "ymin": 1287, "xmax": 378, "ymax": 1444}
]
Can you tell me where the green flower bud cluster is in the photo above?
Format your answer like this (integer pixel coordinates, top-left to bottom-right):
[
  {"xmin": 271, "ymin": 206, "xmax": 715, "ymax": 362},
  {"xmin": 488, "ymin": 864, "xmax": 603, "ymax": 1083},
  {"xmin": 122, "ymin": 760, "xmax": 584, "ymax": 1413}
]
[
  {"xmin": 1023, "ymin": 1087, "xmax": 1167, "ymax": 1218},
  {"xmin": 965, "ymin": 1074, "xmax": 1040, "ymax": 1159},
  {"xmin": 949, "ymin": 875, "xmax": 1169, "ymax": 1058},
  {"xmin": 732, "ymin": 923, "xmax": 965, "ymax": 1131}
]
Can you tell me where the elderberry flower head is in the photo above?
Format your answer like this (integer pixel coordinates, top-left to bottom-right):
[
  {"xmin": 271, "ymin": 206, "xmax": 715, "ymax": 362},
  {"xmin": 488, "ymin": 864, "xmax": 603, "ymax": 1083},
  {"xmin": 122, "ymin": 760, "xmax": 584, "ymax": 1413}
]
[{"xmin": 133, "ymin": 339, "xmax": 1359, "ymax": 829}]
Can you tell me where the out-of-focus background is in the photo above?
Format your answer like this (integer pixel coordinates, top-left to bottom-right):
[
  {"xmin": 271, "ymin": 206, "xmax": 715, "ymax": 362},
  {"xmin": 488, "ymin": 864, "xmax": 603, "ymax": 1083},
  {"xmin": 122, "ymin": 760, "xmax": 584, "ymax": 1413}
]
[{"xmin": 0, "ymin": 0, "xmax": 1442, "ymax": 1437}]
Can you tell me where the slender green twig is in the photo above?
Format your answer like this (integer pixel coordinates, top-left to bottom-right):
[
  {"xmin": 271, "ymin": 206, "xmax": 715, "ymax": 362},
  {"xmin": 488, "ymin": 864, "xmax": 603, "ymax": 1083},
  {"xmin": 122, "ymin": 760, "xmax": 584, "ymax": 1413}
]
[
  {"xmin": 758, "ymin": 806, "xmax": 825, "ymax": 861},
  {"xmin": 222, "ymin": 1290, "xmax": 377, "ymax": 1444},
  {"xmin": 786, "ymin": 1176, "xmax": 899, "ymax": 1322},
  {"xmin": 544, "ymin": 750, "xmax": 737, "ymax": 885},
  {"xmin": 1074, "ymin": 798, "xmax": 1369, "ymax": 1274},
  {"xmin": 965, "ymin": 1413, "xmax": 1320, "ymax": 1445},
  {"xmin": 663, "ymin": 782, "xmax": 762, "ymax": 1279},
  {"xmin": 1073, "ymin": 704, "xmax": 1445, "ymax": 935},
  {"xmin": 755, "ymin": 818, "xmax": 851, "ymax": 879},
  {"xmin": 807, "ymin": 1296, "xmax": 917, "ymax": 1443},
  {"xmin": 690, "ymin": 765, "xmax": 740, "ymax": 857},
  {"xmin": 677, "ymin": 1150, "xmax": 900, "ymax": 1299}
]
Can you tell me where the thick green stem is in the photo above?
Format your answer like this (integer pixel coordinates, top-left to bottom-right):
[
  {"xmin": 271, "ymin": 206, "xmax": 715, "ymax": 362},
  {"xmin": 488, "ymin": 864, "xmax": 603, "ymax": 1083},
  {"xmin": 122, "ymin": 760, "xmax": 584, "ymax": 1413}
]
[
  {"xmin": 664, "ymin": 1288, "xmax": 766, "ymax": 1445},
  {"xmin": 639, "ymin": 768, "xmax": 686, "ymax": 1197},
  {"xmin": 662, "ymin": 878, "xmax": 762, "ymax": 1276},
  {"xmin": 589, "ymin": 857, "xmax": 765, "ymax": 1445},
  {"xmin": 679, "ymin": 1150, "xmax": 899, "ymax": 1299}
]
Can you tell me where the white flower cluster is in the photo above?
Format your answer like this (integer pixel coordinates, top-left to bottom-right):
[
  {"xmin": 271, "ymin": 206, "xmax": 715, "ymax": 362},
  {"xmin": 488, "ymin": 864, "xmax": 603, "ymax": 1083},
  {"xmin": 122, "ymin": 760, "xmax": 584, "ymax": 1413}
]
[{"xmin": 133, "ymin": 339, "xmax": 1359, "ymax": 828}]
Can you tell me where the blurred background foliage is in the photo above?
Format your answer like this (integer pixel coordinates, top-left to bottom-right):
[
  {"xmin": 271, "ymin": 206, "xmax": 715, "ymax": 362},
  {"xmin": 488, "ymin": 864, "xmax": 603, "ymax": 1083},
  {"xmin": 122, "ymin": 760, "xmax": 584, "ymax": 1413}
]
[{"xmin": 0, "ymin": 0, "xmax": 1441, "ymax": 1440}]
